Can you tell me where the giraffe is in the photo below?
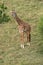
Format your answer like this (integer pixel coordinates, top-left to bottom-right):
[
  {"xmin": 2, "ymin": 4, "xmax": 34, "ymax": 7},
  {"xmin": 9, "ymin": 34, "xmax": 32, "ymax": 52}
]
[{"xmin": 11, "ymin": 10, "xmax": 31, "ymax": 48}]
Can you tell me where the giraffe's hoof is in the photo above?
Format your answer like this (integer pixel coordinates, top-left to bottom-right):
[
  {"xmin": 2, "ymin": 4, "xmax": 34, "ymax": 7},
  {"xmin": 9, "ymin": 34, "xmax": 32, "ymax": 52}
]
[
  {"xmin": 27, "ymin": 43, "xmax": 30, "ymax": 46},
  {"xmin": 21, "ymin": 44, "xmax": 24, "ymax": 48}
]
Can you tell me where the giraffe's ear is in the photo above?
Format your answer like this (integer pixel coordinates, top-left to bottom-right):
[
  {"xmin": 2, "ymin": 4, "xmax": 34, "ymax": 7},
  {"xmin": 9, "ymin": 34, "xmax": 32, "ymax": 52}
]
[
  {"xmin": 12, "ymin": 9, "xmax": 16, "ymax": 12},
  {"xmin": 12, "ymin": 10, "xmax": 16, "ymax": 14}
]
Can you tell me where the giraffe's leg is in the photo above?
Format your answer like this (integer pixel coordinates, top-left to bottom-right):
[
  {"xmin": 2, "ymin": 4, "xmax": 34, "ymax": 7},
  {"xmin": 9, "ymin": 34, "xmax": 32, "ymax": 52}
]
[
  {"xmin": 26, "ymin": 31, "xmax": 31, "ymax": 46},
  {"xmin": 18, "ymin": 26, "xmax": 24, "ymax": 48},
  {"xmin": 20, "ymin": 32, "xmax": 24, "ymax": 48}
]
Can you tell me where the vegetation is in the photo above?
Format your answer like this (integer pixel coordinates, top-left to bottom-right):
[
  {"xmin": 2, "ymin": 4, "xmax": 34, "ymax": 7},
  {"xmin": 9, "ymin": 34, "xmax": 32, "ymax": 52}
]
[
  {"xmin": 0, "ymin": 3, "xmax": 10, "ymax": 23},
  {"xmin": 0, "ymin": 0, "xmax": 43, "ymax": 65}
]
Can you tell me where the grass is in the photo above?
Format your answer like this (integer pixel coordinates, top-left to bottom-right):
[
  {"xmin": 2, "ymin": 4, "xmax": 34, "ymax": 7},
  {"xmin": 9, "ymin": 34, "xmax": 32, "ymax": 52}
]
[{"xmin": 0, "ymin": 0, "xmax": 43, "ymax": 65}]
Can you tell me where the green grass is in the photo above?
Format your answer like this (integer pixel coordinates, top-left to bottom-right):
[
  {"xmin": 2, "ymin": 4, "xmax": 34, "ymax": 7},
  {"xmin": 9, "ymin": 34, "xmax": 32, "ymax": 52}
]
[{"xmin": 0, "ymin": 0, "xmax": 43, "ymax": 65}]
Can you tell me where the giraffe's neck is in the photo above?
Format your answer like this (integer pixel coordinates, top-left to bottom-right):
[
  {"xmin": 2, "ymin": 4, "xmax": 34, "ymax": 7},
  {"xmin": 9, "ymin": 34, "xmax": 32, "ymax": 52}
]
[{"xmin": 14, "ymin": 15, "xmax": 23, "ymax": 25}]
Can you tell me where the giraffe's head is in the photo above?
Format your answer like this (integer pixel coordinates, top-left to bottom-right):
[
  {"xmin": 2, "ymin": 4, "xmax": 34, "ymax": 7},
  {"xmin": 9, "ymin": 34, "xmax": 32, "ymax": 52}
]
[{"xmin": 11, "ymin": 10, "xmax": 17, "ymax": 18}]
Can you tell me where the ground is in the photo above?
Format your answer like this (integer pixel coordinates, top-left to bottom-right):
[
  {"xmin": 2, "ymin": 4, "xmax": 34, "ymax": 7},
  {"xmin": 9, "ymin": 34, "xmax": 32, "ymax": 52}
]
[{"xmin": 0, "ymin": 0, "xmax": 43, "ymax": 65}]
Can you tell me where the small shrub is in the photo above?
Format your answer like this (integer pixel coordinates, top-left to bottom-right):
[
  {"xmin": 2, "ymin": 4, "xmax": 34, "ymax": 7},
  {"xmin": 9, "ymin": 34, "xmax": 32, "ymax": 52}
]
[{"xmin": 0, "ymin": 3, "xmax": 10, "ymax": 24}]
